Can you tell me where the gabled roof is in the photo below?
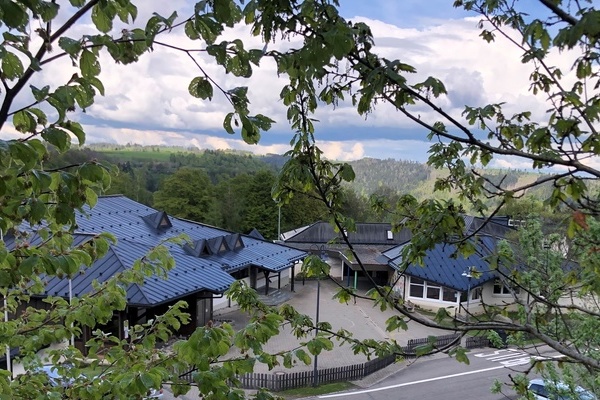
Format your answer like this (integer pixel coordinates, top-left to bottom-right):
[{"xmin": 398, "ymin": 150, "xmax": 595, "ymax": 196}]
[
  {"xmin": 463, "ymin": 215, "xmax": 514, "ymax": 238},
  {"xmin": 380, "ymin": 235, "xmax": 500, "ymax": 291},
  {"xmin": 280, "ymin": 221, "xmax": 413, "ymax": 268},
  {"xmin": 12, "ymin": 195, "xmax": 306, "ymax": 307}
]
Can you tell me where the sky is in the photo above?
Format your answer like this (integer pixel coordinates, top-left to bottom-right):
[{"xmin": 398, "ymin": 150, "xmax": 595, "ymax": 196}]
[{"xmin": 0, "ymin": 0, "xmax": 580, "ymax": 166}]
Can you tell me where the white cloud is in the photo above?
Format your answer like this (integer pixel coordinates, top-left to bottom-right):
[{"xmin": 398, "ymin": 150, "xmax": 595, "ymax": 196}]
[
  {"xmin": 83, "ymin": 124, "xmax": 291, "ymax": 155},
  {"xmin": 1, "ymin": 5, "xmax": 585, "ymax": 167}
]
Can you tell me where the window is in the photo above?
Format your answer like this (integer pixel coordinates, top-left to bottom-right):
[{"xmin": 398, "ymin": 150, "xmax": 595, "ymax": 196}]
[
  {"xmin": 387, "ymin": 230, "xmax": 393, "ymax": 240},
  {"xmin": 426, "ymin": 285, "xmax": 440, "ymax": 300},
  {"xmin": 493, "ymin": 281, "xmax": 520, "ymax": 295},
  {"xmin": 442, "ymin": 287, "xmax": 457, "ymax": 302},
  {"xmin": 409, "ymin": 277, "xmax": 424, "ymax": 297},
  {"xmin": 528, "ymin": 384, "xmax": 548, "ymax": 398},
  {"xmin": 409, "ymin": 277, "xmax": 457, "ymax": 303}
]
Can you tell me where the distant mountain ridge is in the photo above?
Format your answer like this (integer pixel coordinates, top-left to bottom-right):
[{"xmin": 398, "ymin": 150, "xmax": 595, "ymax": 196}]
[{"xmin": 87, "ymin": 144, "xmax": 551, "ymax": 202}]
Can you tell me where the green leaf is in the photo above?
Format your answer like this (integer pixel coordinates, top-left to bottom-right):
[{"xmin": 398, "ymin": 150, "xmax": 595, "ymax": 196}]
[
  {"xmin": 87, "ymin": 76, "xmax": 105, "ymax": 96},
  {"xmin": 92, "ymin": 4, "xmax": 113, "ymax": 33},
  {"xmin": 13, "ymin": 110, "xmax": 36, "ymax": 133},
  {"xmin": 80, "ymin": 50, "xmax": 101, "ymax": 78},
  {"xmin": 294, "ymin": 349, "xmax": 312, "ymax": 365},
  {"xmin": 188, "ymin": 76, "xmax": 213, "ymax": 100},
  {"xmin": 30, "ymin": 85, "xmax": 50, "ymax": 102},
  {"xmin": 79, "ymin": 163, "xmax": 106, "ymax": 182},
  {"xmin": 223, "ymin": 112, "xmax": 235, "ymax": 134},
  {"xmin": 58, "ymin": 37, "xmax": 82, "ymax": 57},
  {"xmin": 339, "ymin": 163, "xmax": 355, "ymax": 182},
  {"xmin": 19, "ymin": 255, "xmax": 39, "ymax": 276},
  {"xmin": 61, "ymin": 121, "xmax": 86, "ymax": 145},
  {"xmin": 41, "ymin": 127, "xmax": 71, "ymax": 152},
  {"xmin": 385, "ymin": 315, "xmax": 408, "ymax": 332},
  {"xmin": 0, "ymin": 1, "xmax": 28, "ymax": 29},
  {"xmin": 38, "ymin": 1, "xmax": 60, "ymax": 22},
  {"xmin": 2, "ymin": 52, "xmax": 24, "ymax": 80},
  {"xmin": 184, "ymin": 20, "xmax": 200, "ymax": 39}
]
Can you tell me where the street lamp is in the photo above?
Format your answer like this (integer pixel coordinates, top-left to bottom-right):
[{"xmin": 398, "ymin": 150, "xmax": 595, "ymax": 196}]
[
  {"xmin": 542, "ymin": 240, "xmax": 557, "ymax": 338},
  {"xmin": 461, "ymin": 268, "xmax": 474, "ymax": 322},
  {"xmin": 310, "ymin": 244, "xmax": 327, "ymax": 387}
]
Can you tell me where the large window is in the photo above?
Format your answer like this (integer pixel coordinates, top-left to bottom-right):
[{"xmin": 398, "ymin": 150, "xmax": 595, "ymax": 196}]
[
  {"xmin": 443, "ymin": 287, "xmax": 457, "ymax": 302},
  {"xmin": 409, "ymin": 277, "xmax": 457, "ymax": 303}
]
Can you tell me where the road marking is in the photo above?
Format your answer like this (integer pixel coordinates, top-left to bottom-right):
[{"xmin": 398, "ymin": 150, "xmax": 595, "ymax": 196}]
[
  {"xmin": 473, "ymin": 349, "xmax": 564, "ymax": 367},
  {"xmin": 317, "ymin": 366, "xmax": 506, "ymax": 398}
]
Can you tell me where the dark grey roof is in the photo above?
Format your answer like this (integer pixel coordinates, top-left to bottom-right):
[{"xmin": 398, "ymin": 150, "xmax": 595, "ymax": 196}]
[
  {"xmin": 281, "ymin": 221, "xmax": 412, "ymax": 245},
  {"xmin": 12, "ymin": 195, "xmax": 306, "ymax": 306},
  {"xmin": 381, "ymin": 235, "xmax": 500, "ymax": 291},
  {"xmin": 464, "ymin": 215, "xmax": 514, "ymax": 238}
]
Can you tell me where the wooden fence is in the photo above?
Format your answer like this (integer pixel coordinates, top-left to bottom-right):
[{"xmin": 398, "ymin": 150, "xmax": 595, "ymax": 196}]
[
  {"xmin": 465, "ymin": 335, "xmax": 491, "ymax": 349},
  {"xmin": 178, "ymin": 332, "xmax": 485, "ymax": 391},
  {"xmin": 405, "ymin": 333, "xmax": 461, "ymax": 352}
]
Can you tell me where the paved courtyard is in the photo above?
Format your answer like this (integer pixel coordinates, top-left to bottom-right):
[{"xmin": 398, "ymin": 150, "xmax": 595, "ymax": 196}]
[
  {"xmin": 163, "ymin": 278, "xmax": 452, "ymax": 398},
  {"xmin": 214, "ymin": 278, "xmax": 449, "ymax": 373}
]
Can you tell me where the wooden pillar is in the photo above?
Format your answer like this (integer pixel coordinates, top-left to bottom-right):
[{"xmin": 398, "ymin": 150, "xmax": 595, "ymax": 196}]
[
  {"xmin": 264, "ymin": 271, "xmax": 271, "ymax": 295},
  {"xmin": 354, "ymin": 270, "xmax": 358, "ymax": 289},
  {"xmin": 347, "ymin": 264, "xmax": 351, "ymax": 287},
  {"xmin": 291, "ymin": 264, "xmax": 295, "ymax": 292},
  {"xmin": 249, "ymin": 266, "xmax": 257, "ymax": 289},
  {"xmin": 277, "ymin": 271, "xmax": 281, "ymax": 290}
]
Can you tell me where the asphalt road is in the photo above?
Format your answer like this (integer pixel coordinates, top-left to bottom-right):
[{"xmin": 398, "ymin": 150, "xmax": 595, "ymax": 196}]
[
  {"xmin": 314, "ymin": 347, "xmax": 562, "ymax": 400},
  {"xmin": 161, "ymin": 347, "xmax": 560, "ymax": 399}
]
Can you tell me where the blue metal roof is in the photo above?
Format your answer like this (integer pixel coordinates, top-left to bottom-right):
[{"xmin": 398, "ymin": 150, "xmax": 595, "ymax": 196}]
[
  {"xmin": 383, "ymin": 236, "xmax": 499, "ymax": 291},
  {"xmin": 10, "ymin": 195, "xmax": 306, "ymax": 306}
]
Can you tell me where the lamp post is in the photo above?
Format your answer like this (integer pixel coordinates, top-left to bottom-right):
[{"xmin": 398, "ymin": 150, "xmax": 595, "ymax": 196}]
[
  {"xmin": 542, "ymin": 240, "xmax": 556, "ymax": 338},
  {"xmin": 310, "ymin": 244, "xmax": 327, "ymax": 387},
  {"xmin": 462, "ymin": 269, "xmax": 473, "ymax": 322}
]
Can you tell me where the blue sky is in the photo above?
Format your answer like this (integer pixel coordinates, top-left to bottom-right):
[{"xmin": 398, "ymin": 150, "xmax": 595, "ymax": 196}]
[{"xmin": 1, "ymin": 1, "xmax": 569, "ymax": 167}]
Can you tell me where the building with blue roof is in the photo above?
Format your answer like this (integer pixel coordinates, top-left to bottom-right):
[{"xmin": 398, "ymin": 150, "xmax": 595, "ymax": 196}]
[
  {"xmin": 4, "ymin": 195, "xmax": 306, "ymax": 353},
  {"xmin": 283, "ymin": 217, "xmax": 521, "ymax": 318}
]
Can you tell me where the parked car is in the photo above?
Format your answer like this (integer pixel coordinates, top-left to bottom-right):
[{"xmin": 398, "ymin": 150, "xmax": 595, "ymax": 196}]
[
  {"xmin": 37, "ymin": 364, "xmax": 164, "ymax": 398},
  {"xmin": 528, "ymin": 378, "xmax": 597, "ymax": 400}
]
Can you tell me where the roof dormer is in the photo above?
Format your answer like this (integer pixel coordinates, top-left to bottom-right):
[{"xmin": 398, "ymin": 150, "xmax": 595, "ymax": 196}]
[
  {"xmin": 142, "ymin": 210, "xmax": 172, "ymax": 230},
  {"xmin": 224, "ymin": 233, "xmax": 244, "ymax": 251},
  {"xmin": 184, "ymin": 238, "xmax": 210, "ymax": 257}
]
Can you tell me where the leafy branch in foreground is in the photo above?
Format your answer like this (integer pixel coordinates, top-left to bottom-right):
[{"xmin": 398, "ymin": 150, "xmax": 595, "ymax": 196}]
[{"xmin": 273, "ymin": 0, "xmax": 600, "ymax": 395}]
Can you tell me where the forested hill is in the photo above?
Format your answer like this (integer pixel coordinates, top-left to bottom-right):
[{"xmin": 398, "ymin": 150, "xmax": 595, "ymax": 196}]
[
  {"xmin": 45, "ymin": 145, "xmax": 553, "ymax": 237},
  {"xmin": 82, "ymin": 144, "xmax": 549, "ymax": 201},
  {"xmin": 345, "ymin": 158, "xmax": 431, "ymax": 196},
  {"xmin": 345, "ymin": 157, "xmax": 550, "ymax": 202}
]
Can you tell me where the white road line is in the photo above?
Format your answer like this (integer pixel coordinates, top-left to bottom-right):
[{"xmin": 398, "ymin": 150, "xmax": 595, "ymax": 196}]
[
  {"xmin": 487, "ymin": 353, "xmax": 528, "ymax": 361},
  {"xmin": 317, "ymin": 365, "xmax": 506, "ymax": 398}
]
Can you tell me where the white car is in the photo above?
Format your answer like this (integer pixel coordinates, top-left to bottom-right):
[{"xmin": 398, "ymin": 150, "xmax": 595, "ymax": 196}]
[{"xmin": 528, "ymin": 378, "xmax": 597, "ymax": 400}]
